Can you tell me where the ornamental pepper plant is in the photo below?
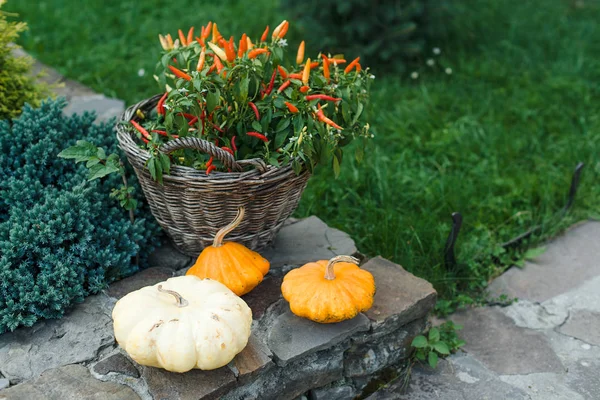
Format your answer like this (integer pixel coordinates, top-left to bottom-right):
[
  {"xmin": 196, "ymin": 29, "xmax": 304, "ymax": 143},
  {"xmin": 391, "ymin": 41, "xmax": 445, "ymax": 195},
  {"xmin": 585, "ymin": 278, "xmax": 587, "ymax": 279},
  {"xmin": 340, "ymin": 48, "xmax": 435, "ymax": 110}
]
[{"xmin": 128, "ymin": 20, "xmax": 373, "ymax": 180}]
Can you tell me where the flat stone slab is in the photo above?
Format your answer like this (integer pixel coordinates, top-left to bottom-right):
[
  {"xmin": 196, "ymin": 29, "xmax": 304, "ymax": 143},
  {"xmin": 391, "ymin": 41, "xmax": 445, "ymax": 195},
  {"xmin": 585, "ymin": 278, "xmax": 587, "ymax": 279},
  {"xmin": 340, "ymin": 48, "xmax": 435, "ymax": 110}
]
[
  {"xmin": 558, "ymin": 310, "xmax": 600, "ymax": 346},
  {"xmin": 262, "ymin": 216, "xmax": 357, "ymax": 270},
  {"xmin": 142, "ymin": 365, "xmax": 236, "ymax": 400},
  {"xmin": 488, "ymin": 221, "xmax": 600, "ymax": 302},
  {"xmin": 268, "ymin": 311, "xmax": 369, "ymax": 365},
  {"xmin": 241, "ymin": 275, "xmax": 283, "ymax": 320},
  {"xmin": 93, "ymin": 353, "xmax": 140, "ymax": 378},
  {"xmin": 106, "ymin": 267, "xmax": 174, "ymax": 299},
  {"xmin": 450, "ymin": 307, "xmax": 564, "ymax": 375},
  {"xmin": 147, "ymin": 241, "xmax": 193, "ymax": 271},
  {"xmin": 0, "ymin": 294, "xmax": 115, "ymax": 384},
  {"xmin": 361, "ymin": 256, "xmax": 437, "ymax": 332},
  {"xmin": 0, "ymin": 364, "xmax": 139, "ymax": 400},
  {"xmin": 372, "ymin": 353, "xmax": 529, "ymax": 400},
  {"xmin": 231, "ymin": 334, "xmax": 273, "ymax": 382}
]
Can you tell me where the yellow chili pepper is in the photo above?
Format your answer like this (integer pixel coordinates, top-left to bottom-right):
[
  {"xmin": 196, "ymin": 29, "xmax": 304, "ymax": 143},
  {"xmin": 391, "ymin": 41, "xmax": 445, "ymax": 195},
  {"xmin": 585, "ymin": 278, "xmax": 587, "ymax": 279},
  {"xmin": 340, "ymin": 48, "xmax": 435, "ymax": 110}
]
[
  {"xmin": 208, "ymin": 42, "xmax": 228, "ymax": 62},
  {"xmin": 166, "ymin": 34, "xmax": 174, "ymax": 49},
  {"xmin": 246, "ymin": 36, "xmax": 254, "ymax": 49},
  {"xmin": 158, "ymin": 34, "xmax": 170, "ymax": 51},
  {"xmin": 321, "ymin": 54, "xmax": 330, "ymax": 82},
  {"xmin": 197, "ymin": 47, "xmax": 206, "ymax": 71},
  {"xmin": 212, "ymin": 23, "xmax": 222, "ymax": 43},
  {"xmin": 302, "ymin": 57, "xmax": 311, "ymax": 85},
  {"xmin": 296, "ymin": 40, "xmax": 305, "ymax": 65}
]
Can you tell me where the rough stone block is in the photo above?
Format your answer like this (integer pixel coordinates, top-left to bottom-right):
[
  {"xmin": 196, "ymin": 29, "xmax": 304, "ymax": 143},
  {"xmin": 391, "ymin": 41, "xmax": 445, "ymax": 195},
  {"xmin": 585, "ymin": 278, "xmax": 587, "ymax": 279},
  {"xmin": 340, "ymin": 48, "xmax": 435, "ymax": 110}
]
[
  {"xmin": 232, "ymin": 334, "xmax": 274, "ymax": 383},
  {"xmin": 488, "ymin": 221, "xmax": 600, "ymax": 302},
  {"xmin": 0, "ymin": 364, "xmax": 139, "ymax": 400},
  {"xmin": 450, "ymin": 307, "xmax": 564, "ymax": 375},
  {"xmin": 309, "ymin": 385, "xmax": 357, "ymax": 400},
  {"xmin": 0, "ymin": 295, "xmax": 115, "ymax": 384},
  {"xmin": 262, "ymin": 216, "xmax": 357, "ymax": 270},
  {"xmin": 142, "ymin": 365, "xmax": 236, "ymax": 400},
  {"xmin": 92, "ymin": 353, "xmax": 140, "ymax": 378},
  {"xmin": 268, "ymin": 311, "xmax": 370, "ymax": 366},
  {"xmin": 344, "ymin": 318, "xmax": 426, "ymax": 377},
  {"xmin": 361, "ymin": 256, "xmax": 437, "ymax": 336},
  {"xmin": 106, "ymin": 267, "xmax": 174, "ymax": 299},
  {"xmin": 242, "ymin": 275, "xmax": 283, "ymax": 321}
]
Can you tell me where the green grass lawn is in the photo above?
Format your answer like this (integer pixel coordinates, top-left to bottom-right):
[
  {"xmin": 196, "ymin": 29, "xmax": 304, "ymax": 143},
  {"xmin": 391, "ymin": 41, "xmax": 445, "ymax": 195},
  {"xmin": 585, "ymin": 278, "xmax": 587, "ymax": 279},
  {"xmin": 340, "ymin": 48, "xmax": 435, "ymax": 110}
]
[{"xmin": 9, "ymin": 0, "xmax": 600, "ymax": 309}]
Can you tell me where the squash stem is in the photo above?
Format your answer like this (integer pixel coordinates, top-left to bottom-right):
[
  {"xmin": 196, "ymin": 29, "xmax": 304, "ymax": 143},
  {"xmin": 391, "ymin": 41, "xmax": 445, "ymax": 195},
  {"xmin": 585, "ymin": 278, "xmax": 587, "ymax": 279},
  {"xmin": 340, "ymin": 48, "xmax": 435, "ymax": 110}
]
[
  {"xmin": 324, "ymin": 255, "xmax": 360, "ymax": 280},
  {"xmin": 213, "ymin": 207, "xmax": 245, "ymax": 247},
  {"xmin": 157, "ymin": 285, "xmax": 189, "ymax": 307}
]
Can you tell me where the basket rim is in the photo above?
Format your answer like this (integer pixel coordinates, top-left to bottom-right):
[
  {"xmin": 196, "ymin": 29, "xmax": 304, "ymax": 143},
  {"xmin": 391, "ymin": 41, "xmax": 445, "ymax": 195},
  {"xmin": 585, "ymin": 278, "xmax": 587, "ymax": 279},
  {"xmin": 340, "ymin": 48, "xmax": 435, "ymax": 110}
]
[{"xmin": 116, "ymin": 94, "xmax": 309, "ymax": 184}]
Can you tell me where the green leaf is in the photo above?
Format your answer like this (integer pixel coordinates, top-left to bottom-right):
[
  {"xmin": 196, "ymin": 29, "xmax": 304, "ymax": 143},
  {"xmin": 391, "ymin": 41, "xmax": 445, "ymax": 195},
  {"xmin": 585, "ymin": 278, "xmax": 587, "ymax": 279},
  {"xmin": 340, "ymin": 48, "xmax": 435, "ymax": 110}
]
[
  {"xmin": 432, "ymin": 341, "xmax": 450, "ymax": 355},
  {"xmin": 428, "ymin": 351, "xmax": 439, "ymax": 368},
  {"xmin": 234, "ymin": 76, "xmax": 250, "ymax": 104},
  {"xmin": 355, "ymin": 145, "xmax": 364, "ymax": 163},
  {"xmin": 429, "ymin": 328, "xmax": 440, "ymax": 343},
  {"xmin": 147, "ymin": 157, "xmax": 158, "ymax": 181},
  {"xmin": 252, "ymin": 120, "xmax": 263, "ymax": 132},
  {"xmin": 415, "ymin": 350, "xmax": 426, "ymax": 360},
  {"xmin": 411, "ymin": 335, "xmax": 428, "ymax": 349},
  {"xmin": 332, "ymin": 154, "xmax": 341, "ymax": 178},
  {"xmin": 159, "ymin": 153, "xmax": 171, "ymax": 175},
  {"xmin": 524, "ymin": 246, "xmax": 546, "ymax": 260},
  {"xmin": 85, "ymin": 157, "xmax": 101, "ymax": 168},
  {"xmin": 206, "ymin": 89, "xmax": 220, "ymax": 112},
  {"xmin": 351, "ymin": 102, "xmax": 364, "ymax": 126},
  {"xmin": 87, "ymin": 162, "xmax": 120, "ymax": 181},
  {"xmin": 276, "ymin": 118, "xmax": 291, "ymax": 132},
  {"xmin": 58, "ymin": 140, "xmax": 98, "ymax": 163},
  {"xmin": 275, "ymin": 131, "xmax": 288, "ymax": 149}
]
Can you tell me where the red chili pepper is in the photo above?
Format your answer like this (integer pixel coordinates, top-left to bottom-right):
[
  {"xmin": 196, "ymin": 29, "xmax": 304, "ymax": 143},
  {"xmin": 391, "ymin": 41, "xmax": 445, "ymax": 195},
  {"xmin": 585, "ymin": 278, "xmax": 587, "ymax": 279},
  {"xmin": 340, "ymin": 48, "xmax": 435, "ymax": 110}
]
[
  {"xmin": 248, "ymin": 48, "xmax": 268, "ymax": 59},
  {"xmin": 231, "ymin": 136, "xmax": 237, "ymax": 152},
  {"xmin": 247, "ymin": 131, "xmax": 269, "ymax": 142},
  {"xmin": 214, "ymin": 138, "xmax": 219, "ymax": 146},
  {"xmin": 207, "ymin": 64, "xmax": 216, "ymax": 74},
  {"xmin": 130, "ymin": 120, "xmax": 151, "ymax": 140},
  {"xmin": 156, "ymin": 92, "xmax": 168, "ymax": 115},
  {"xmin": 321, "ymin": 54, "xmax": 330, "ymax": 82},
  {"xmin": 186, "ymin": 27, "xmax": 195, "ymax": 46},
  {"xmin": 309, "ymin": 62, "xmax": 320, "ymax": 69},
  {"xmin": 289, "ymin": 73, "xmax": 303, "ymax": 80},
  {"xmin": 265, "ymin": 70, "xmax": 278, "ymax": 95},
  {"xmin": 168, "ymin": 65, "xmax": 192, "ymax": 81},
  {"xmin": 300, "ymin": 85, "xmax": 310, "ymax": 93},
  {"xmin": 305, "ymin": 94, "xmax": 341, "ymax": 102},
  {"xmin": 141, "ymin": 137, "xmax": 149, "ymax": 144},
  {"xmin": 344, "ymin": 57, "xmax": 361, "ymax": 74},
  {"xmin": 221, "ymin": 146, "xmax": 234, "ymax": 156},
  {"xmin": 188, "ymin": 117, "xmax": 199, "ymax": 126},
  {"xmin": 152, "ymin": 130, "xmax": 180, "ymax": 139},
  {"xmin": 277, "ymin": 80, "xmax": 291, "ymax": 93},
  {"xmin": 206, "ymin": 165, "xmax": 217, "ymax": 175},
  {"xmin": 206, "ymin": 156, "xmax": 214, "ymax": 167},
  {"xmin": 213, "ymin": 124, "xmax": 225, "ymax": 133},
  {"xmin": 285, "ymin": 101, "xmax": 299, "ymax": 113},
  {"xmin": 248, "ymin": 101, "xmax": 260, "ymax": 120},
  {"xmin": 178, "ymin": 112, "xmax": 196, "ymax": 120},
  {"xmin": 316, "ymin": 104, "xmax": 343, "ymax": 130},
  {"xmin": 260, "ymin": 26, "xmax": 269, "ymax": 42},
  {"xmin": 277, "ymin": 65, "xmax": 288, "ymax": 79}
]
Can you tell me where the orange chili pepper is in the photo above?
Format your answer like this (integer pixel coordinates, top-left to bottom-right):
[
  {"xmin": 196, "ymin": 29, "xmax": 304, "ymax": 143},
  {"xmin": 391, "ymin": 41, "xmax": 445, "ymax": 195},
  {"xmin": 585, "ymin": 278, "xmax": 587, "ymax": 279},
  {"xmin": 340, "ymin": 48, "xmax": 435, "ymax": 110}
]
[
  {"xmin": 186, "ymin": 27, "xmax": 194, "ymax": 46},
  {"xmin": 321, "ymin": 54, "xmax": 330, "ymax": 82},
  {"xmin": 300, "ymin": 85, "xmax": 310, "ymax": 93},
  {"xmin": 178, "ymin": 29, "xmax": 187, "ymax": 46},
  {"xmin": 248, "ymin": 48, "xmax": 268, "ymax": 59},
  {"xmin": 203, "ymin": 22, "xmax": 213, "ymax": 39},
  {"xmin": 207, "ymin": 64, "xmax": 216, "ymax": 74},
  {"xmin": 196, "ymin": 37, "xmax": 206, "ymax": 47},
  {"xmin": 277, "ymin": 65, "xmax": 288, "ymax": 79},
  {"xmin": 285, "ymin": 101, "xmax": 299, "ymax": 113},
  {"xmin": 296, "ymin": 40, "xmax": 305, "ymax": 65},
  {"xmin": 277, "ymin": 80, "xmax": 291, "ymax": 93},
  {"xmin": 225, "ymin": 36, "xmax": 236, "ymax": 62},
  {"xmin": 156, "ymin": 91, "xmax": 168, "ymax": 115},
  {"xmin": 328, "ymin": 58, "xmax": 347, "ymax": 65},
  {"xmin": 302, "ymin": 57, "xmax": 311, "ymax": 84},
  {"xmin": 197, "ymin": 47, "xmax": 206, "ymax": 71},
  {"xmin": 206, "ymin": 156, "xmax": 214, "ymax": 167},
  {"xmin": 130, "ymin": 120, "xmax": 151, "ymax": 140},
  {"xmin": 289, "ymin": 73, "xmax": 303, "ymax": 80},
  {"xmin": 212, "ymin": 23, "xmax": 221, "ymax": 43},
  {"xmin": 356, "ymin": 63, "xmax": 362, "ymax": 72},
  {"xmin": 218, "ymin": 37, "xmax": 227, "ymax": 48},
  {"xmin": 278, "ymin": 21, "xmax": 289, "ymax": 39},
  {"xmin": 206, "ymin": 165, "xmax": 217, "ymax": 175},
  {"xmin": 344, "ymin": 57, "xmax": 360, "ymax": 74},
  {"xmin": 309, "ymin": 62, "xmax": 320, "ymax": 69},
  {"xmin": 317, "ymin": 104, "xmax": 343, "ymax": 130},
  {"xmin": 261, "ymin": 26, "xmax": 269, "ymax": 42},
  {"xmin": 272, "ymin": 20, "xmax": 287, "ymax": 38},
  {"xmin": 168, "ymin": 65, "xmax": 192, "ymax": 81},
  {"xmin": 238, "ymin": 33, "xmax": 248, "ymax": 58},
  {"xmin": 246, "ymin": 36, "xmax": 254, "ymax": 49},
  {"xmin": 211, "ymin": 53, "xmax": 225, "ymax": 73}
]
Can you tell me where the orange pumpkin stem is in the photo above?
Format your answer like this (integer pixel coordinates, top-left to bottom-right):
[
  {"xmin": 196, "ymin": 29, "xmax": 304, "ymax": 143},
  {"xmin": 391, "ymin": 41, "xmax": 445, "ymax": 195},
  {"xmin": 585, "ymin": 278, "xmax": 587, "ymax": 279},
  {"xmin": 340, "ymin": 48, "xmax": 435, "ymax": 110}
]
[
  {"xmin": 213, "ymin": 207, "xmax": 245, "ymax": 247},
  {"xmin": 324, "ymin": 255, "xmax": 360, "ymax": 280},
  {"xmin": 157, "ymin": 285, "xmax": 189, "ymax": 307}
]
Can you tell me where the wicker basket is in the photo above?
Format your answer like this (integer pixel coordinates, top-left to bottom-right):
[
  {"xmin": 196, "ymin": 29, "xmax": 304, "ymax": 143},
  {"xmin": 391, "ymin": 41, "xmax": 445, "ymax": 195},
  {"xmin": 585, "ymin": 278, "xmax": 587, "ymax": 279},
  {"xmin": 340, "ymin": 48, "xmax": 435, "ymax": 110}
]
[{"xmin": 116, "ymin": 94, "xmax": 311, "ymax": 256}]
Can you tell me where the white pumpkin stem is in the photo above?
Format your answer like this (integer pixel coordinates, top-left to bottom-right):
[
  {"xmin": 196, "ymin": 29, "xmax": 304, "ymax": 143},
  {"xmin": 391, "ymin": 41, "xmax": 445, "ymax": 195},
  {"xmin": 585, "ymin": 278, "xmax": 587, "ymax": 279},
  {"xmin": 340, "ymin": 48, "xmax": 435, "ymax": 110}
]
[
  {"xmin": 324, "ymin": 255, "xmax": 360, "ymax": 280},
  {"xmin": 213, "ymin": 207, "xmax": 245, "ymax": 247},
  {"xmin": 157, "ymin": 285, "xmax": 189, "ymax": 307}
]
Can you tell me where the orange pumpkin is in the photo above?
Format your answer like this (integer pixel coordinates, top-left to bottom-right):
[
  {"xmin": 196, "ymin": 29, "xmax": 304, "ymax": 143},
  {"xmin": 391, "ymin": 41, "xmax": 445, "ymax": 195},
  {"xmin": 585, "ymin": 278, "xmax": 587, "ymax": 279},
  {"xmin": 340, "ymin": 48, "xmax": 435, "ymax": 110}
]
[
  {"xmin": 281, "ymin": 255, "xmax": 375, "ymax": 323},
  {"xmin": 186, "ymin": 207, "xmax": 270, "ymax": 296}
]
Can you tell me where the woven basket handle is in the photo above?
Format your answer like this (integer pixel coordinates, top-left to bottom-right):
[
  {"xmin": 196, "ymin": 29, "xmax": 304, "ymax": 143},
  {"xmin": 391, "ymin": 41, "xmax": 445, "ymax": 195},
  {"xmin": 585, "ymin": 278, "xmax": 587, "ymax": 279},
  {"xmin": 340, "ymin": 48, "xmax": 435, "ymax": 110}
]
[{"xmin": 159, "ymin": 137, "xmax": 243, "ymax": 172}]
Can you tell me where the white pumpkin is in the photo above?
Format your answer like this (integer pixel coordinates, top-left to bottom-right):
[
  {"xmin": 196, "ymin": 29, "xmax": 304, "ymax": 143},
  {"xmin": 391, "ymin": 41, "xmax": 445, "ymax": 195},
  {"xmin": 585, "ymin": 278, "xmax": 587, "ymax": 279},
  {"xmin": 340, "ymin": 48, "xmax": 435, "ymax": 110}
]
[{"xmin": 112, "ymin": 275, "xmax": 252, "ymax": 372}]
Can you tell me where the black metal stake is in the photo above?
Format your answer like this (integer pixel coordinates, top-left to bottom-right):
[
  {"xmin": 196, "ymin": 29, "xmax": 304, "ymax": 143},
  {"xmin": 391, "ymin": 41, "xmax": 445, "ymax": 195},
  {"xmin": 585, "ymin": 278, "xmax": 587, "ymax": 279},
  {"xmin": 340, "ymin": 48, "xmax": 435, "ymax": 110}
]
[
  {"xmin": 444, "ymin": 212, "xmax": 463, "ymax": 269},
  {"xmin": 564, "ymin": 162, "xmax": 584, "ymax": 212}
]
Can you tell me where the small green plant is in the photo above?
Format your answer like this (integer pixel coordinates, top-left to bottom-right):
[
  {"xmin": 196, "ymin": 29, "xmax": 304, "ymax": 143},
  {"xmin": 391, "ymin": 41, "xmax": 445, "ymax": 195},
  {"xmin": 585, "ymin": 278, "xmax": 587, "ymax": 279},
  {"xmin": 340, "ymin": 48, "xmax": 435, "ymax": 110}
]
[
  {"xmin": 411, "ymin": 321, "xmax": 465, "ymax": 368},
  {"xmin": 0, "ymin": 0, "xmax": 52, "ymax": 119}
]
